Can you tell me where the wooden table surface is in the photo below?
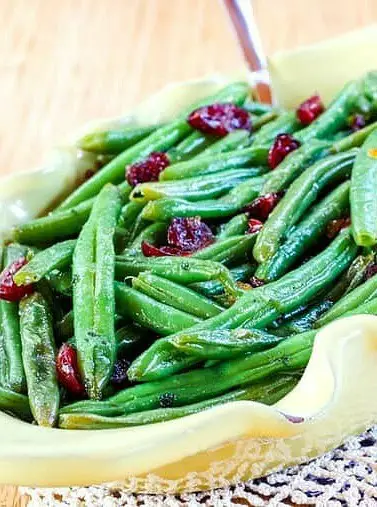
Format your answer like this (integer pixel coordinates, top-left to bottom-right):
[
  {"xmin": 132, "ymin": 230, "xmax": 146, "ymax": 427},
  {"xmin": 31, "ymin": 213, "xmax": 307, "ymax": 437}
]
[{"xmin": 1, "ymin": 0, "xmax": 377, "ymax": 504}]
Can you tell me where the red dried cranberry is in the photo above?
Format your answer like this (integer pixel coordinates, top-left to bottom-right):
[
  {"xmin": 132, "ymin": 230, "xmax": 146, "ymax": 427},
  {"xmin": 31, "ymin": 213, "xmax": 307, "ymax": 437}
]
[
  {"xmin": 187, "ymin": 103, "xmax": 251, "ymax": 137},
  {"xmin": 268, "ymin": 134, "xmax": 301, "ymax": 169},
  {"xmin": 326, "ymin": 217, "xmax": 351, "ymax": 239},
  {"xmin": 126, "ymin": 152, "xmax": 170, "ymax": 187},
  {"xmin": 141, "ymin": 241, "xmax": 188, "ymax": 257},
  {"xmin": 111, "ymin": 357, "xmax": 131, "ymax": 389},
  {"xmin": 350, "ymin": 114, "xmax": 366, "ymax": 131},
  {"xmin": 296, "ymin": 94, "xmax": 324, "ymax": 126},
  {"xmin": 247, "ymin": 218, "xmax": 263, "ymax": 234},
  {"xmin": 167, "ymin": 217, "xmax": 214, "ymax": 251},
  {"xmin": 250, "ymin": 276, "xmax": 265, "ymax": 288},
  {"xmin": 246, "ymin": 193, "xmax": 283, "ymax": 221},
  {"xmin": 0, "ymin": 257, "xmax": 34, "ymax": 302},
  {"xmin": 56, "ymin": 343, "xmax": 85, "ymax": 395},
  {"xmin": 365, "ymin": 262, "xmax": 377, "ymax": 280}
]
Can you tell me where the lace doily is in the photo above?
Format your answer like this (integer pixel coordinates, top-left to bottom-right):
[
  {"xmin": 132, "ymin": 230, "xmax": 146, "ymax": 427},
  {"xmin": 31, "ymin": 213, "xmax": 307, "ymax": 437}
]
[{"xmin": 21, "ymin": 426, "xmax": 377, "ymax": 507}]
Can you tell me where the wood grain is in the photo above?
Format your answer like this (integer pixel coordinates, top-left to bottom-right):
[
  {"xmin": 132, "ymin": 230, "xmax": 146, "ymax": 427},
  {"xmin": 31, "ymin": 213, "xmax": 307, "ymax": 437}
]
[{"xmin": 0, "ymin": 0, "xmax": 376, "ymax": 504}]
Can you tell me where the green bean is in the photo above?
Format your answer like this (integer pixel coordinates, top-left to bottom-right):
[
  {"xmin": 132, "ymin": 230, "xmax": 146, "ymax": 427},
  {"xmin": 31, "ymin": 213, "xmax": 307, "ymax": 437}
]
[
  {"xmin": 59, "ymin": 374, "xmax": 298, "ymax": 429},
  {"xmin": 317, "ymin": 274, "xmax": 377, "ymax": 327},
  {"xmin": 0, "ymin": 386, "xmax": 32, "ymax": 421},
  {"xmin": 351, "ymin": 129, "xmax": 377, "ymax": 246},
  {"xmin": 198, "ymin": 129, "xmax": 251, "ymax": 157},
  {"xmin": 255, "ymin": 181, "xmax": 350, "ymax": 281},
  {"xmin": 128, "ymin": 228, "xmax": 357, "ymax": 381},
  {"xmin": 362, "ymin": 71, "xmax": 377, "ymax": 109},
  {"xmin": 218, "ymin": 214, "xmax": 249, "ymax": 238},
  {"xmin": 331, "ymin": 121, "xmax": 377, "ymax": 153},
  {"xmin": 14, "ymin": 240, "xmax": 75, "ymax": 286},
  {"xmin": 190, "ymin": 263, "xmax": 255, "ymax": 298},
  {"xmin": 243, "ymin": 100, "xmax": 275, "ymax": 116},
  {"xmin": 131, "ymin": 168, "xmax": 258, "ymax": 204},
  {"xmin": 253, "ymin": 150, "xmax": 357, "ymax": 263},
  {"xmin": 171, "ymin": 328, "xmax": 284, "ymax": 360},
  {"xmin": 0, "ymin": 310, "xmax": 9, "ymax": 389},
  {"xmin": 252, "ymin": 111, "xmax": 301, "ymax": 146},
  {"xmin": 296, "ymin": 80, "xmax": 362, "ymax": 143},
  {"xmin": 252, "ymin": 111, "xmax": 279, "ymax": 131},
  {"xmin": 159, "ymin": 146, "xmax": 268, "ymax": 181},
  {"xmin": 168, "ymin": 131, "xmax": 215, "ymax": 162},
  {"xmin": 141, "ymin": 175, "xmax": 267, "ymax": 221},
  {"xmin": 47, "ymin": 268, "xmax": 72, "ymax": 296},
  {"xmin": 115, "ymin": 283, "xmax": 201, "ymax": 334},
  {"xmin": 115, "ymin": 256, "xmax": 238, "ymax": 296},
  {"xmin": 13, "ymin": 181, "xmax": 130, "ymax": 245},
  {"xmin": 79, "ymin": 124, "xmax": 160, "ymax": 155},
  {"xmin": 0, "ymin": 245, "xmax": 29, "ymax": 393},
  {"xmin": 73, "ymin": 184, "xmax": 121, "ymax": 399},
  {"xmin": 193, "ymin": 234, "xmax": 256, "ymax": 265},
  {"xmin": 57, "ymin": 83, "xmax": 249, "ymax": 210},
  {"xmin": 19, "ymin": 292, "xmax": 59, "ymax": 427},
  {"xmin": 261, "ymin": 139, "xmax": 331, "ymax": 194},
  {"xmin": 118, "ymin": 201, "xmax": 145, "ymax": 230},
  {"xmin": 132, "ymin": 273, "xmax": 223, "ymax": 319}
]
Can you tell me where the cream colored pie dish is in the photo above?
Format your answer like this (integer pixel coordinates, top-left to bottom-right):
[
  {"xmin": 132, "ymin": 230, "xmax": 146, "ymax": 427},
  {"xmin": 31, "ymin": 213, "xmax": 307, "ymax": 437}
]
[{"xmin": 2, "ymin": 27, "xmax": 377, "ymax": 493}]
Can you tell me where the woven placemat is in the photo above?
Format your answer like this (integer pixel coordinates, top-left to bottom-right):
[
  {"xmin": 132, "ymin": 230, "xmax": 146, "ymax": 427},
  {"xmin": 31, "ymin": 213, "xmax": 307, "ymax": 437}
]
[{"xmin": 21, "ymin": 425, "xmax": 377, "ymax": 506}]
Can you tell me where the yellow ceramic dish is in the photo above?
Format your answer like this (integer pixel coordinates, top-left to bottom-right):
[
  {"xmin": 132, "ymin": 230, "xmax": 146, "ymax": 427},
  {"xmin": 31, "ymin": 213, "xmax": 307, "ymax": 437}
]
[{"xmin": 1, "ymin": 75, "xmax": 377, "ymax": 494}]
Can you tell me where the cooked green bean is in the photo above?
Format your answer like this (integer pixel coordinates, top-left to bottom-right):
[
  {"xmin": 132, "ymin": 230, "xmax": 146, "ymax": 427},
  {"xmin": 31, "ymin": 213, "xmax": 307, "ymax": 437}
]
[
  {"xmin": 351, "ymin": 129, "xmax": 377, "ymax": 246},
  {"xmin": 160, "ymin": 146, "xmax": 268, "ymax": 181},
  {"xmin": 115, "ymin": 283, "xmax": 201, "ymax": 334},
  {"xmin": 132, "ymin": 273, "xmax": 223, "ymax": 319},
  {"xmin": 19, "ymin": 292, "xmax": 59, "ymax": 427},
  {"xmin": 79, "ymin": 124, "xmax": 160, "ymax": 155},
  {"xmin": 218, "ymin": 214, "xmax": 249, "ymax": 238},
  {"xmin": 252, "ymin": 111, "xmax": 301, "ymax": 146},
  {"xmin": 73, "ymin": 184, "xmax": 121, "ymax": 399},
  {"xmin": 168, "ymin": 131, "xmax": 215, "ymax": 162},
  {"xmin": 115, "ymin": 256, "xmax": 238, "ymax": 296},
  {"xmin": 14, "ymin": 240, "xmax": 76, "ymax": 286},
  {"xmin": 124, "ymin": 222, "xmax": 167, "ymax": 256},
  {"xmin": 331, "ymin": 121, "xmax": 377, "ymax": 153},
  {"xmin": 193, "ymin": 234, "xmax": 256, "ymax": 265},
  {"xmin": 171, "ymin": 328, "xmax": 284, "ymax": 360},
  {"xmin": 59, "ymin": 374, "xmax": 298, "ymax": 429},
  {"xmin": 199, "ymin": 129, "xmax": 251, "ymax": 156},
  {"xmin": 0, "ymin": 386, "xmax": 32, "ymax": 421}
]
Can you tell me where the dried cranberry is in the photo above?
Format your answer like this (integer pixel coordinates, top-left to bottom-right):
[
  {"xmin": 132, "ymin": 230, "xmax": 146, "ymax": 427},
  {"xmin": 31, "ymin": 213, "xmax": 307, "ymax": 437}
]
[
  {"xmin": 167, "ymin": 217, "xmax": 214, "ymax": 251},
  {"xmin": 296, "ymin": 94, "xmax": 324, "ymax": 126},
  {"xmin": 141, "ymin": 241, "xmax": 189, "ymax": 257},
  {"xmin": 111, "ymin": 357, "xmax": 131, "ymax": 388},
  {"xmin": 246, "ymin": 192, "xmax": 283, "ymax": 221},
  {"xmin": 350, "ymin": 113, "xmax": 366, "ymax": 131},
  {"xmin": 326, "ymin": 217, "xmax": 351, "ymax": 239},
  {"xmin": 187, "ymin": 103, "xmax": 251, "ymax": 137},
  {"xmin": 56, "ymin": 343, "xmax": 85, "ymax": 395},
  {"xmin": 247, "ymin": 218, "xmax": 263, "ymax": 234},
  {"xmin": 0, "ymin": 257, "xmax": 34, "ymax": 302},
  {"xmin": 126, "ymin": 152, "xmax": 170, "ymax": 187},
  {"xmin": 365, "ymin": 262, "xmax": 377, "ymax": 280},
  {"xmin": 268, "ymin": 134, "xmax": 301, "ymax": 169},
  {"xmin": 250, "ymin": 276, "xmax": 265, "ymax": 288}
]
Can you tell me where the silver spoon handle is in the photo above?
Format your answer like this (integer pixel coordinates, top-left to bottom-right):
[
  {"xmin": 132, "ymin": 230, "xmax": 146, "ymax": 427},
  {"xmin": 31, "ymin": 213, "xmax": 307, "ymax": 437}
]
[{"xmin": 223, "ymin": 0, "xmax": 272, "ymax": 103}]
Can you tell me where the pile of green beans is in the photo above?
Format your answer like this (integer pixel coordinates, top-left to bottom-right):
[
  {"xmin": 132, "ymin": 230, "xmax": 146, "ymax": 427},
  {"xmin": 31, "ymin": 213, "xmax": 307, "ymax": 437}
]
[{"xmin": 3, "ymin": 73, "xmax": 377, "ymax": 429}]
